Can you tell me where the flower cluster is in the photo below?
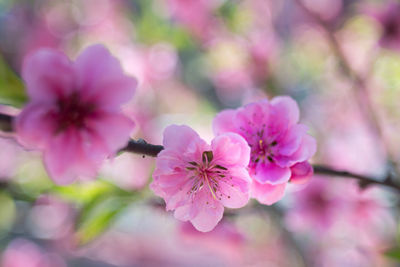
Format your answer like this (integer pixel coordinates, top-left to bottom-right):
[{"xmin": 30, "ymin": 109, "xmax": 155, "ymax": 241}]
[
  {"xmin": 15, "ymin": 45, "xmax": 316, "ymax": 232},
  {"xmin": 151, "ymin": 97, "xmax": 316, "ymax": 231}
]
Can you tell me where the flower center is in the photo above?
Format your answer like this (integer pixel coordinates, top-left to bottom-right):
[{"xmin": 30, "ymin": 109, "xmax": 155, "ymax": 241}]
[
  {"xmin": 384, "ymin": 17, "xmax": 399, "ymax": 37},
  {"xmin": 54, "ymin": 93, "xmax": 96, "ymax": 133},
  {"xmin": 251, "ymin": 138, "xmax": 277, "ymax": 165},
  {"xmin": 185, "ymin": 151, "xmax": 232, "ymax": 203}
]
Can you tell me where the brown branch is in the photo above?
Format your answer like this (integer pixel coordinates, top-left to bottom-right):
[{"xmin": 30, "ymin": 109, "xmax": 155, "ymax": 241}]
[
  {"xmin": 293, "ymin": 0, "xmax": 399, "ymax": 176},
  {"xmin": 1, "ymin": 112, "xmax": 399, "ymax": 191},
  {"xmin": 121, "ymin": 139, "xmax": 163, "ymax": 157},
  {"xmin": 313, "ymin": 164, "xmax": 400, "ymax": 192},
  {"xmin": 0, "ymin": 113, "xmax": 13, "ymax": 132}
]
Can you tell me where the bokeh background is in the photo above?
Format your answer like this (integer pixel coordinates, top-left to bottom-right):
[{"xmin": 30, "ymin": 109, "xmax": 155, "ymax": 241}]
[{"xmin": 0, "ymin": 0, "xmax": 400, "ymax": 266}]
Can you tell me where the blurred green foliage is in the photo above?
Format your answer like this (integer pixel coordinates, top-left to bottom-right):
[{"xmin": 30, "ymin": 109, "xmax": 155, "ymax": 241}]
[
  {"xmin": 55, "ymin": 180, "xmax": 141, "ymax": 245},
  {"xmin": 0, "ymin": 54, "xmax": 26, "ymax": 107},
  {"xmin": 132, "ymin": 0, "xmax": 195, "ymax": 50}
]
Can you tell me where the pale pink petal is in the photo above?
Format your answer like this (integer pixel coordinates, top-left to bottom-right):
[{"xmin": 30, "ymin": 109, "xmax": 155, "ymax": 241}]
[
  {"xmin": 162, "ymin": 124, "xmax": 202, "ymax": 154},
  {"xmin": 15, "ymin": 103, "xmax": 57, "ymax": 149},
  {"xmin": 275, "ymin": 135, "xmax": 317, "ymax": 167},
  {"xmin": 253, "ymin": 163, "xmax": 291, "ymax": 185},
  {"xmin": 22, "ymin": 49, "xmax": 75, "ymax": 102},
  {"xmin": 174, "ymin": 203, "xmax": 197, "ymax": 221},
  {"xmin": 251, "ymin": 180, "xmax": 287, "ymax": 205},
  {"xmin": 153, "ymin": 176, "xmax": 192, "ymax": 211},
  {"xmin": 191, "ymin": 189, "xmax": 224, "ymax": 232},
  {"xmin": 149, "ymin": 180, "xmax": 167, "ymax": 199},
  {"xmin": 290, "ymin": 161, "xmax": 314, "ymax": 184},
  {"xmin": 85, "ymin": 112, "xmax": 134, "ymax": 154},
  {"xmin": 153, "ymin": 150, "xmax": 188, "ymax": 176},
  {"xmin": 74, "ymin": 44, "xmax": 136, "ymax": 109},
  {"xmin": 212, "ymin": 109, "xmax": 237, "ymax": 135},
  {"xmin": 290, "ymin": 135, "xmax": 317, "ymax": 161},
  {"xmin": 43, "ymin": 130, "xmax": 97, "ymax": 184},
  {"xmin": 211, "ymin": 133, "xmax": 250, "ymax": 167},
  {"xmin": 234, "ymin": 100, "xmax": 269, "ymax": 135},
  {"xmin": 277, "ymin": 124, "xmax": 308, "ymax": 156},
  {"xmin": 218, "ymin": 168, "xmax": 251, "ymax": 208},
  {"xmin": 270, "ymin": 96, "xmax": 299, "ymax": 127}
]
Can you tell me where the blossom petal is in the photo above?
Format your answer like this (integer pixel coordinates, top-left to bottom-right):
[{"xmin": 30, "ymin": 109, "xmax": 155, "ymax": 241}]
[
  {"xmin": 277, "ymin": 124, "xmax": 308, "ymax": 156},
  {"xmin": 211, "ymin": 133, "xmax": 250, "ymax": 168},
  {"xmin": 251, "ymin": 180, "xmax": 287, "ymax": 205},
  {"xmin": 174, "ymin": 203, "xmax": 197, "ymax": 222},
  {"xmin": 191, "ymin": 189, "xmax": 224, "ymax": 232},
  {"xmin": 162, "ymin": 124, "xmax": 204, "ymax": 155},
  {"xmin": 270, "ymin": 96, "xmax": 299, "ymax": 127},
  {"xmin": 275, "ymin": 134, "xmax": 317, "ymax": 167},
  {"xmin": 218, "ymin": 168, "xmax": 251, "ymax": 208},
  {"xmin": 212, "ymin": 109, "xmax": 237, "ymax": 135},
  {"xmin": 74, "ymin": 44, "xmax": 137, "ymax": 110},
  {"xmin": 254, "ymin": 163, "xmax": 291, "ymax": 185},
  {"xmin": 15, "ymin": 103, "xmax": 57, "ymax": 149},
  {"xmin": 43, "ymin": 130, "xmax": 97, "ymax": 184},
  {"xmin": 85, "ymin": 112, "xmax": 134, "ymax": 155},
  {"xmin": 22, "ymin": 49, "xmax": 75, "ymax": 102},
  {"xmin": 290, "ymin": 161, "xmax": 314, "ymax": 184}
]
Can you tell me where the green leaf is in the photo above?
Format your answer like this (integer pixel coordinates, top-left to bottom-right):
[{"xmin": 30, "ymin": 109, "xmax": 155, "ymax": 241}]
[
  {"xmin": 0, "ymin": 54, "xmax": 27, "ymax": 107},
  {"xmin": 131, "ymin": 0, "xmax": 195, "ymax": 50},
  {"xmin": 75, "ymin": 196, "xmax": 130, "ymax": 246},
  {"xmin": 385, "ymin": 247, "xmax": 400, "ymax": 261}
]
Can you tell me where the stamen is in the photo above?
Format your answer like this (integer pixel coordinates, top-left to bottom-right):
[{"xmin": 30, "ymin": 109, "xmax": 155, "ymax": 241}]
[
  {"xmin": 204, "ymin": 172, "xmax": 217, "ymax": 200},
  {"xmin": 259, "ymin": 139, "xmax": 263, "ymax": 149}
]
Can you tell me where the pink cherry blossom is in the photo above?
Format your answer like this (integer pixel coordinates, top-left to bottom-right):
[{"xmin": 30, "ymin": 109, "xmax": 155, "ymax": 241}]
[
  {"xmin": 150, "ymin": 125, "xmax": 251, "ymax": 232},
  {"xmin": 213, "ymin": 97, "xmax": 316, "ymax": 205},
  {"xmin": 15, "ymin": 44, "xmax": 137, "ymax": 184}
]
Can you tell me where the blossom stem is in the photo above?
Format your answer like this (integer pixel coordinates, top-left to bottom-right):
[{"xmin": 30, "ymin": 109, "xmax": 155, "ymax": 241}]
[{"xmin": 0, "ymin": 112, "xmax": 399, "ymax": 191}]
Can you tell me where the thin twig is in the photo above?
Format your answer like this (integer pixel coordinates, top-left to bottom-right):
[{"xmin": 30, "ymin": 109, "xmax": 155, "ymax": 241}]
[
  {"xmin": 293, "ymin": 0, "xmax": 399, "ymax": 178},
  {"xmin": 0, "ymin": 113, "xmax": 13, "ymax": 132},
  {"xmin": 121, "ymin": 139, "xmax": 163, "ymax": 157},
  {"xmin": 313, "ymin": 164, "xmax": 400, "ymax": 191},
  {"xmin": 1, "ymin": 113, "xmax": 399, "ymax": 191}
]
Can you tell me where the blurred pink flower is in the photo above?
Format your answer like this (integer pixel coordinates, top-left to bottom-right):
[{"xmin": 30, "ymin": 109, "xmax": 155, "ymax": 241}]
[
  {"xmin": 1, "ymin": 3, "xmax": 62, "ymax": 69},
  {"xmin": 368, "ymin": 2, "xmax": 400, "ymax": 51},
  {"xmin": 179, "ymin": 221, "xmax": 245, "ymax": 263},
  {"xmin": 167, "ymin": 0, "xmax": 220, "ymax": 40},
  {"xmin": 285, "ymin": 178, "xmax": 346, "ymax": 231},
  {"xmin": 1, "ymin": 238, "xmax": 66, "ymax": 267},
  {"xmin": 285, "ymin": 178, "xmax": 394, "ymax": 236},
  {"xmin": 213, "ymin": 97, "xmax": 316, "ymax": 205},
  {"xmin": 0, "ymin": 138, "xmax": 22, "ymax": 180},
  {"xmin": 151, "ymin": 125, "xmax": 251, "ymax": 232},
  {"xmin": 15, "ymin": 44, "xmax": 137, "ymax": 184},
  {"xmin": 101, "ymin": 153, "xmax": 153, "ymax": 190},
  {"xmin": 29, "ymin": 195, "xmax": 75, "ymax": 242}
]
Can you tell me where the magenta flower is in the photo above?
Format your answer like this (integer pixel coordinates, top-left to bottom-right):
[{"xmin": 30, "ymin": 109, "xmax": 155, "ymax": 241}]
[
  {"xmin": 150, "ymin": 125, "xmax": 251, "ymax": 232},
  {"xmin": 15, "ymin": 44, "xmax": 137, "ymax": 184},
  {"xmin": 213, "ymin": 97, "xmax": 316, "ymax": 205},
  {"xmin": 368, "ymin": 2, "xmax": 400, "ymax": 51}
]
